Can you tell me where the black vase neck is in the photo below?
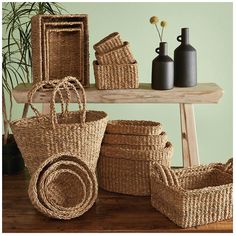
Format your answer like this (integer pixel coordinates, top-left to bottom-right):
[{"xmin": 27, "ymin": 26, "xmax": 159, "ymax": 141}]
[
  {"xmin": 156, "ymin": 42, "xmax": 168, "ymax": 56},
  {"xmin": 177, "ymin": 28, "xmax": 189, "ymax": 45}
]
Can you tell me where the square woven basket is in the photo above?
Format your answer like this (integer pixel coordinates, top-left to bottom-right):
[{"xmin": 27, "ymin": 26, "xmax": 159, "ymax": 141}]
[
  {"xmin": 93, "ymin": 60, "xmax": 139, "ymax": 90},
  {"xmin": 31, "ymin": 14, "xmax": 89, "ymax": 87},
  {"xmin": 150, "ymin": 159, "xmax": 233, "ymax": 228}
]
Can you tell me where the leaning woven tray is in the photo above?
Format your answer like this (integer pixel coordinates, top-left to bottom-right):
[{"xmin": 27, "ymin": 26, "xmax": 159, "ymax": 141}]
[
  {"xmin": 150, "ymin": 159, "xmax": 233, "ymax": 228},
  {"xmin": 106, "ymin": 120, "xmax": 163, "ymax": 135},
  {"xmin": 28, "ymin": 153, "xmax": 98, "ymax": 220},
  {"xmin": 97, "ymin": 142, "xmax": 173, "ymax": 196},
  {"xmin": 95, "ymin": 41, "xmax": 136, "ymax": 65},
  {"xmin": 103, "ymin": 131, "xmax": 167, "ymax": 148},
  {"xmin": 93, "ymin": 61, "xmax": 139, "ymax": 90},
  {"xmin": 93, "ymin": 32, "xmax": 123, "ymax": 54}
]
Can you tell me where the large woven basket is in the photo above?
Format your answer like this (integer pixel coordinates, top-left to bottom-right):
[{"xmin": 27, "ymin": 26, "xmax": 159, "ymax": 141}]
[
  {"xmin": 103, "ymin": 132, "xmax": 167, "ymax": 148},
  {"xmin": 93, "ymin": 32, "xmax": 123, "ymax": 54},
  {"xmin": 95, "ymin": 42, "xmax": 136, "ymax": 65},
  {"xmin": 106, "ymin": 120, "xmax": 163, "ymax": 135},
  {"xmin": 11, "ymin": 77, "xmax": 108, "ymax": 175},
  {"xmin": 93, "ymin": 61, "xmax": 139, "ymax": 90},
  {"xmin": 150, "ymin": 159, "xmax": 233, "ymax": 228},
  {"xmin": 28, "ymin": 153, "xmax": 97, "ymax": 220},
  {"xmin": 97, "ymin": 142, "xmax": 173, "ymax": 196}
]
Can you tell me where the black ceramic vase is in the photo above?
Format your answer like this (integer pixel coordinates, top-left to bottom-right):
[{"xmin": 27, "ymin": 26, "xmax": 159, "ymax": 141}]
[
  {"xmin": 174, "ymin": 28, "xmax": 197, "ymax": 87},
  {"xmin": 152, "ymin": 42, "xmax": 174, "ymax": 90}
]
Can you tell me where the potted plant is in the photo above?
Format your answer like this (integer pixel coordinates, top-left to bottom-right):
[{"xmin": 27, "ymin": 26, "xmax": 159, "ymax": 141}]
[{"xmin": 2, "ymin": 2, "xmax": 65, "ymax": 175}]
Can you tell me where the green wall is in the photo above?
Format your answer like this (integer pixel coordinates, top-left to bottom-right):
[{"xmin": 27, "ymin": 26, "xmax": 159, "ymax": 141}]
[{"xmin": 5, "ymin": 2, "xmax": 233, "ymax": 166}]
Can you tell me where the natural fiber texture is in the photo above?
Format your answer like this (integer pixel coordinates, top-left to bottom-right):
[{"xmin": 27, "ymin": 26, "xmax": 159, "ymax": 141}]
[
  {"xmin": 150, "ymin": 159, "xmax": 233, "ymax": 228},
  {"xmin": 103, "ymin": 132, "xmax": 167, "ymax": 148},
  {"xmin": 11, "ymin": 77, "xmax": 108, "ymax": 175},
  {"xmin": 31, "ymin": 14, "xmax": 89, "ymax": 87},
  {"xmin": 95, "ymin": 42, "xmax": 136, "ymax": 65},
  {"xmin": 93, "ymin": 32, "xmax": 123, "ymax": 54},
  {"xmin": 97, "ymin": 142, "xmax": 173, "ymax": 196},
  {"xmin": 28, "ymin": 153, "xmax": 98, "ymax": 220},
  {"xmin": 106, "ymin": 120, "xmax": 163, "ymax": 135},
  {"xmin": 93, "ymin": 61, "xmax": 139, "ymax": 90}
]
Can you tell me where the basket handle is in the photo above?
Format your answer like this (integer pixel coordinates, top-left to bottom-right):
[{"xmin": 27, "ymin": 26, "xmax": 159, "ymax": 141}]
[
  {"xmin": 27, "ymin": 80, "xmax": 68, "ymax": 117},
  {"xmin": 224, "ymin": 158, "xmax": 233, "ymax": 174},
  {"xmin": 151, "ymin": 163, "xmax": 180, "ymax": 187},
  {"xmin": 50, "ymin": 77, "xmax": 87, "ymax": 129}
]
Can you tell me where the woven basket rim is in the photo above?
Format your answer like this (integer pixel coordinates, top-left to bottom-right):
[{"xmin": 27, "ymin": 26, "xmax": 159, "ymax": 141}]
[
  {"xmin": 107, "ymin": 119, "xmax": 162, "ymax": 128},
  {"xmin": 93, "ymin": 32, "xmax": 120, "ymax": 48},
  {"xmin": 93, "ymin": 60, "xmax": 138, "ymax": 67}
]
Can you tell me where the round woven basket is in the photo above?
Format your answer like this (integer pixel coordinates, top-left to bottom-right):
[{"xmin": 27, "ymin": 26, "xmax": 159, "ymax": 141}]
[
  {"xmin": 28, "ymin": 153, "xmax": 98, "ymax": 220},
  {"xmin": 93, "ymin": 32, "xmax": 123, "ymax": 54},
  {"xmin": 95, "ymin": 42, "xmax": 136, "ymax": 65},
  {"xmin": 11, "ymin": 77, "xmax": 108, "ymax": 175},
  {"xmin": 103, "ymin": 131, "xmax": 167, "ymax": 148},
  {"xmin": 98, "ymin": 142, "xmax": 173, "ymax": 196},
  {"xmin": 106, "ymin": 120, "xmax": 163, "ymax": 135}
]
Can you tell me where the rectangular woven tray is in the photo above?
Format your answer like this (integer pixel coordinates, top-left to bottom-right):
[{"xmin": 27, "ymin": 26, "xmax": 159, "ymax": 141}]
[
  {"xmin": 31, "ymin": 14, "xmax": 89, "ymax": 87},
  {"xmin": 93, "ymin": 61, "xmax": 139, "ymax": 90}
]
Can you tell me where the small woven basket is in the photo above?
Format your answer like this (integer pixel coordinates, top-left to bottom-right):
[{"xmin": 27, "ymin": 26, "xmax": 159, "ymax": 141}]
[
  {"xmin": 11, "ymin": 77, "xmax": 108, "ymax": 175},
  {"xmin": 97, "ymin": 142, "xmax": 173, "ymax": 196},
  {"xmin": 93, "ymin": 32, "xmax": 123, "ymax": 54},
  {"xmin": 93, "ymin": 61, "xmax": 139, "ymax": 90},
  {"xmin": 95, "ymin": 42, "xmax": 136, "ymax": 65},
  {"xmin": 28, "ymin": 153, "xmax": 97, "ymax": 220},
  {"xmin": 150, "ymin": 158, "xmax": 233, "ymax": 228},
  {"xmin": 106, "ymin": 120, "xmax": 163, "ymax": 135},
  {"xmin": 103, "ymin": 132, "xmax": 167, "ymax": 148}
]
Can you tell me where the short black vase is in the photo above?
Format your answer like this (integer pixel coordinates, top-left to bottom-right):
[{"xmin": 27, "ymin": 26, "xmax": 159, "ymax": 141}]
[
  {"xmin": 174, "ymin": 28, "xmax": 197, "ymax": 87},
  {"xmin": 151, "ymin": 42, "xmax": 174, "ymax": 90}
]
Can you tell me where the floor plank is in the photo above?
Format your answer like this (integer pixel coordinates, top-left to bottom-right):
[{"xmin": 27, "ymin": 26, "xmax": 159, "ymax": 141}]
[{"xmin": 2, "ymin": 170, "xmax": 233, "ymax": 233}]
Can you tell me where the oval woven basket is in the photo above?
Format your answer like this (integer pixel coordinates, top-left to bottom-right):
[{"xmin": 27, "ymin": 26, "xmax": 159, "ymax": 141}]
[
  {"xmin": 95, "ymin": 41, "xmax": 136, "ymax": 65},
  {"xmin": 97, "ymin": 142, "xmax": 173, "ymax": 196},
  {"xmin": 106, "ymin": 120, "xmax": 163, "ymax": 135},
  {"xmin": 11, "ymin": 77, "xmax": 108, "ymax": 175},
  {"xmin": 93, "ymin": 32, "xmax": 123, "ymax": 54},
  {"xmin": 28, "ymin": 153, "xmax": 98, "ymax": 220},
  {"xmin": 103, "ymin": 131, "xmax": 167, "ymax": 147}
]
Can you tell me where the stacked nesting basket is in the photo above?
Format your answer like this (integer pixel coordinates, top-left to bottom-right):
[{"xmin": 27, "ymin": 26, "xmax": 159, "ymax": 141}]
[
  {"xmin": 93, "ymin": 32, "xmax": 139, "ymax": 89},
  {"xmin": 97, "ymin": 120, "xmax": 173, "ymax": 196}
]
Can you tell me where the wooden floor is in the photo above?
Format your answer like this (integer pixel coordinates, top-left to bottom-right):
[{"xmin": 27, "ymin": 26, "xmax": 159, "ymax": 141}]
[{"xmin": 3, "ymin": 170, "xmax": 233, "ymax": 233}]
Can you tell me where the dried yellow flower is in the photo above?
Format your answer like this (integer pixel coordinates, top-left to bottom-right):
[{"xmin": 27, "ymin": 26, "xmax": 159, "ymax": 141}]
[
  {"xmin": 150, "ymin": 16, "xmax": 159, "ymax": 24},
  {"xmin": 161, "ymin": 21, "xmax": 167, "ymax": 27}
]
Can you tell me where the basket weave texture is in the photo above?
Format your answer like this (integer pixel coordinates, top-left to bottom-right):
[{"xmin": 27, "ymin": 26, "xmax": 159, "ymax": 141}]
[
  {"xmin": 93, "ymin": 61, "xmax": 139, "ymax": 90},
  {"xmin": 28, "ymin": 153, "xmax": 98, "ymax": 220},
  {"xmin": 98, "ymin": 119, "xmax": 173, "ymax": 196},
  {"xmin": 11, "ymin": 77, "xmax": 108, "ymax": 175},
  {"xmin": 150, "ymin": 159, "xmax": 233, "ymax": 228},
  {"xmin": 93, "ymin": 32, "xmax": 123, "ymax": 54},
  {"xmin": 31, "ymin": 14, "xmax": 89, "ymax": 87}
]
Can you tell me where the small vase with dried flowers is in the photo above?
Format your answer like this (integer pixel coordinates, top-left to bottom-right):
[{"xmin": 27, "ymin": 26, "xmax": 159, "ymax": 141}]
[{"xmin": 150, "ymin": 16, "xmax": 174, "ymax": 90}]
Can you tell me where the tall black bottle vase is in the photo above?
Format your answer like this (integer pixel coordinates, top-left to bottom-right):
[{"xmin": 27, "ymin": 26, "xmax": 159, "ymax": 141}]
[
  {"xmin": 151, "ymin": 42, "xmax": 174, "ymax": 90},
  {"xmin": 174, "ymin": 28, "xmax": 197, "ymax": 87}
]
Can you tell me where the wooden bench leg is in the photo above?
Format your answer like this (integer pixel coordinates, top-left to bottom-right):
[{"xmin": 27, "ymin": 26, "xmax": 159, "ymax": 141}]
[
  {"xmin": 42, "ymin": 103, "xmax": 50, "ymax": 115},
  {"xmin": 179, "ymin": 103, "xmax": 200, "ymax": 167},
  {"xmin": 22, "ymin": 103, "xmax": 29, "ymax": 118}
]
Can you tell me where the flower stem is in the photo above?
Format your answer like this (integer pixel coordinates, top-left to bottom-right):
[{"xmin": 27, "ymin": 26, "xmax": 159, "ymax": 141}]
[
  {"xmin": 161, "ymin": 27, "xmax": 164, "ymax": 42},
  {"xmin": 154, "ymin": 24, "xmax": 162, "ymax": 42}
]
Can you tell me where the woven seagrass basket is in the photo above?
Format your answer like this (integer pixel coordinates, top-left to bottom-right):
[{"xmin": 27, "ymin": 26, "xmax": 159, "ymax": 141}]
[
  {"xmin": 103, "ymin": 131, "xmax": 168, "ymax": 148},
  {"xmin": 106, "ymin": 120, "xmax": 163, "ymax": 135},
  {"xmin": 150, "ymin": 158, "xmax": 233, "ymax": 228},
  {"xmin": 28, "ymin": 153, "xmax": 97, "ymax": 220},
  {"xmin": 97, "ymin": 142, "xmax": 173, "ymax": 196},
  {"xmin": 93, "ymin": 32, "xmax": 123, "ymax": 54},
  {"xmin": 93, "ymin": 61, "xmax": 139, "ymax": 90},
  {"xmin": 11, "ymin": 77, "xmax": 108, "ymax": 175},
  {"xmin": 95, "ymin": 42, "xmax": 136, "ymax": 65}
]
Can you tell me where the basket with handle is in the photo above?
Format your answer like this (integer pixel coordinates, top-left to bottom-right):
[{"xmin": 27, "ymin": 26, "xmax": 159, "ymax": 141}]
[
  {"xmin": 11, "ymin": 77, "xmax": 108, "ymax": 175},
  {"xmin": 28, "ymin": 152, "xmax": 98, "ymax": 220},
  {"xmin": 150, "ymin": 158, "xmax": 233, "ymax": 228},
  {"xmin": 93, "ymin": 32, "xmax": 123, "ymax": 54},
  {"xmin": 97, "ymin": 142, "xmax": 173, "ymax": 196}
]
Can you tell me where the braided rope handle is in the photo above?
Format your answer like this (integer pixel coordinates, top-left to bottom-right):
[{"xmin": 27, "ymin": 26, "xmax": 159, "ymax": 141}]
[
  {"xmin": 50, "ymin": 76, "xmax": 87, "ymax": 129},
  {"xmin": 151, "ymin": 163, "xmax": 180, "ymax": 187}
]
